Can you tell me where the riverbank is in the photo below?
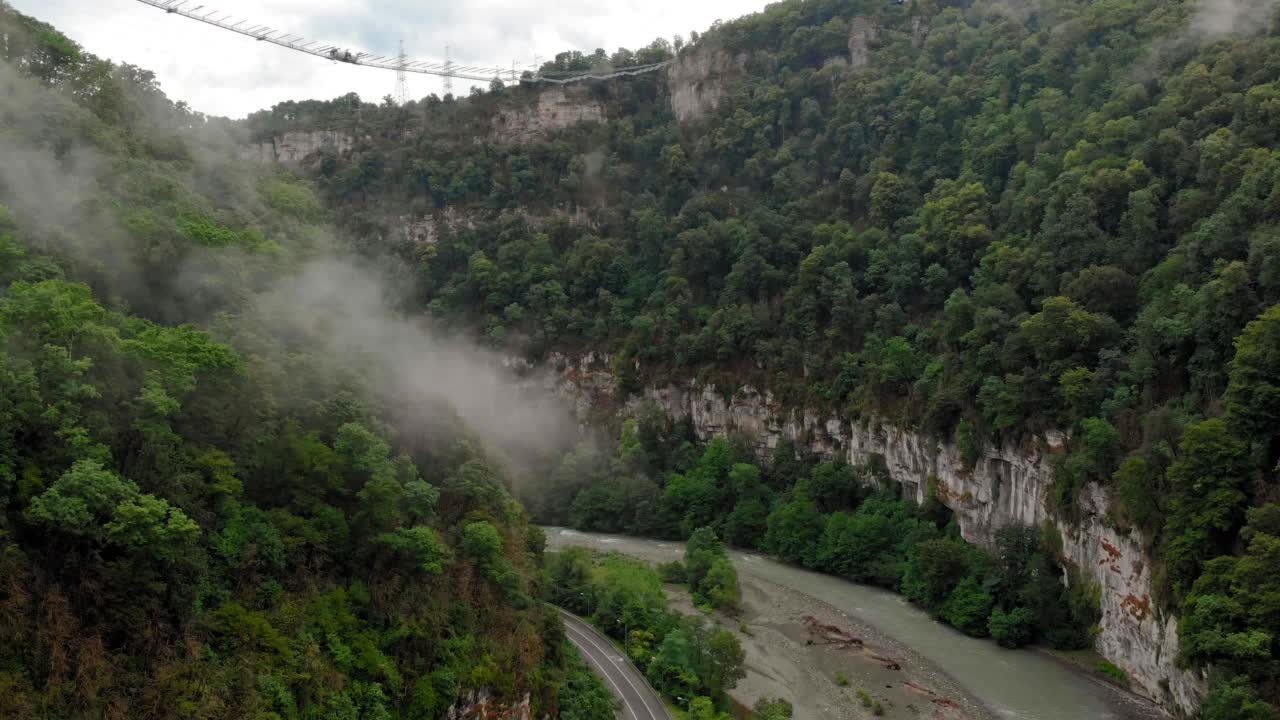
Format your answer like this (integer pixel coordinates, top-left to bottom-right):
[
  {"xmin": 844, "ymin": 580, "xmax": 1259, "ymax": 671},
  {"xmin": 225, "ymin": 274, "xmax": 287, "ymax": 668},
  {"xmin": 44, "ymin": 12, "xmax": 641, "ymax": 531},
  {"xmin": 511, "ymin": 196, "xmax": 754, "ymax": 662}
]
[
  {"xmin": 665, "ymin": 572, "xmax": 987, "ymax": 720},
  {"xmin": 543, "ymin": 528, "xmax": 1166, "ymax": 720}
]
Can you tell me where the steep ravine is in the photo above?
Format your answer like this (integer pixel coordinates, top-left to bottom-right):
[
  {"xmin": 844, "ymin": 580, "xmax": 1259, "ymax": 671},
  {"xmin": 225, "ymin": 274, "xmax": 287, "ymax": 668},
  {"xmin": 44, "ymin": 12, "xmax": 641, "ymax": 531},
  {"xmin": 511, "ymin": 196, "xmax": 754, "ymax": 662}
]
[{"xmin": 537, "ymin": 353, "xmax": 1208, "ymax": 717}]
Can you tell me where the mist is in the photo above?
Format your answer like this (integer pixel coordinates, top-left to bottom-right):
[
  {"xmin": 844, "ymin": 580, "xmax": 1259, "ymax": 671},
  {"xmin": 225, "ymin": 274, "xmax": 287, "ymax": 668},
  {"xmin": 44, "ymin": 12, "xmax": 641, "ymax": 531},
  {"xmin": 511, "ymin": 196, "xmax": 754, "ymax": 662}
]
[
  {"xmin": 1188, "ymin": 0, "xmax": 1280, "ymax": 41},
  {"xmin": 251, "ymin": 256, "xmax": 582, "ymax": 473},
  {"xmin": 0, "ymin": 59, "xmax": 582, "ymax": 481}
]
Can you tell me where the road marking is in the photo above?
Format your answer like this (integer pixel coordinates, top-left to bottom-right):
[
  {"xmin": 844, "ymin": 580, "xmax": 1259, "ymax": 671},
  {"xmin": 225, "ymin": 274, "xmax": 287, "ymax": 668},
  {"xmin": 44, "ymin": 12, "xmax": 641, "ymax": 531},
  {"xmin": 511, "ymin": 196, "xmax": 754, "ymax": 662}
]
[
  {"xmin": 565, "ymin": 625, "xmax": 640, "ymax": 720},
  {"xmin": 561, "ymin": 611, "xmax": 666, "ymax": 720}
]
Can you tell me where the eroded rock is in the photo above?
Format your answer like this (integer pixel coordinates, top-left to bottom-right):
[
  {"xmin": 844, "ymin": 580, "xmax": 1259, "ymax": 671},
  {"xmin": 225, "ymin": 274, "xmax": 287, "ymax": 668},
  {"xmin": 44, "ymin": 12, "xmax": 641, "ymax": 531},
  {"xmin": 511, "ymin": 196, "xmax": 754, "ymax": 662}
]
[
  {"xmin": 666, "ymin": 47, "xmax": 748, "ymax": 122},
  {"xmin": 239, "ymin": 130, "xmax": 352, "ymax": 164},
  {"xmin": 492, "ymin": 87, "xmax": 605, "ymax": 143},
  {"xmin": 541, "ymin": 352, "xmax": 1207, "ymax": 716}
]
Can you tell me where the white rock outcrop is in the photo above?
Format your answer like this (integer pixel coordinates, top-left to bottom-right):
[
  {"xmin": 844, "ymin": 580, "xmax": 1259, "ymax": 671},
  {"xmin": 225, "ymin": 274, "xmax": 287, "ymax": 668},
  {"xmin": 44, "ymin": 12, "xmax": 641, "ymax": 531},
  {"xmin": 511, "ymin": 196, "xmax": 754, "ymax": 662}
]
[
  {"xmin": 666, "ymin": 48, "xmax": 748, "ymax": 122},
  {"xmin": 239, "ymin": 130, "xmax": 353, "ymax": 164},
  {"xmin": 399, "ymin": 207, "xmax": 476, "ymax": 247},
  {"xmin": 848, "ymin": 17, "xmax": 879, "ymax": 67},
  {"xmin": 542, "ymin": 353, "xmax": 1207, "ymax": 716},
  {"xmin": 492, "ymin": 87, "xmax": 605, "ymax": 143},
  {"xmin": 446, "ymin": 691, "xmax": 531, "ymax": 720}
]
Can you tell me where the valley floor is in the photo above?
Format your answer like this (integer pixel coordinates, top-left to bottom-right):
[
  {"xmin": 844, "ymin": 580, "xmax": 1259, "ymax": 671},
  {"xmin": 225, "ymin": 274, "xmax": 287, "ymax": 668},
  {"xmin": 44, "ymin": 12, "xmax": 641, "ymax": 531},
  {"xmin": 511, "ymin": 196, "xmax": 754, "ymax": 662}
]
[
  {"xmin": 664, "ymin": 572, "xmax": 981, "ymax": 720},
  {"xmin": 543, "ymin": 528, "xmax": 1166, "ymax": 720}
]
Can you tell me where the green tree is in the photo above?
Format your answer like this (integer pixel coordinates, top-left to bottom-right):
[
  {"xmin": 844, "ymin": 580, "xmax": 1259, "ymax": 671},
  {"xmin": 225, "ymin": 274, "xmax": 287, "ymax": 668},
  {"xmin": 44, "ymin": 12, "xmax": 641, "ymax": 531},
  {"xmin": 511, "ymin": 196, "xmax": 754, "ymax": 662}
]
[
  {"xmin": 943, "ymin": 577, "xmax": 994, "ymax": 637},
  {"xmin": 989, "ymin": 607, "xmax": 1036, "ymax": 648},
  {"xmin": 902, "ymin": 539, "xmax": 971, "ymax": 610},
  {"xmin": 763, "ymin": 488, "xmax": 823, "ymax": 567},
  {"xmin": 1226, "ymin": 305, "xmax": 1280, "ymax": 468},
  {"xmin": 1163, "ymin": 419, "xmax": 1250, "ymax": 600}
]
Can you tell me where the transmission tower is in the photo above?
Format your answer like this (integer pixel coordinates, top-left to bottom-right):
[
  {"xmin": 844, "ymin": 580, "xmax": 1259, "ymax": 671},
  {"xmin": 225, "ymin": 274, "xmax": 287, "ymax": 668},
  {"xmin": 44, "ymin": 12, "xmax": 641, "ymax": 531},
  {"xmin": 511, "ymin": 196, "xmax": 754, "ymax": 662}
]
[
  {"xmin": 394, "ymin": 40, "xmax": 410, "ymax": 105},
  {"xmin": 443, "ymin": 45, "xmax": 454, "ymax": 97}
]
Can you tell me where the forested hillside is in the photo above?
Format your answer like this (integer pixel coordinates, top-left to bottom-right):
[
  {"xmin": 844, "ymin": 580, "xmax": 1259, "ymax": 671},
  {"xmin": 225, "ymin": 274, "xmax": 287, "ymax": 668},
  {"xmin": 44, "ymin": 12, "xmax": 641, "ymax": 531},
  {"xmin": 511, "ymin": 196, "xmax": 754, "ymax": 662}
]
[
  {"xmin": 0, "ymin": 6, "xmax": 612, "ymax": 719},
  {"xmin": 249, "ymin": 0, "xmax": 1280, "ymax": 716}
]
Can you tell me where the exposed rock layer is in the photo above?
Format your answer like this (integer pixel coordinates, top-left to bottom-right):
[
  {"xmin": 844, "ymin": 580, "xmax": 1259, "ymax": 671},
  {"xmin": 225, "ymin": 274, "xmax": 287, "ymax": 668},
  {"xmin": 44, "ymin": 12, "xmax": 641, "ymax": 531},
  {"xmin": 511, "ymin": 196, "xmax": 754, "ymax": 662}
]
[
  {"xmin": 492, "ymin": 87, "xmax": 605, "ymax": 143},
  {"xmin": 666, "ymin": 47, "xmax": 747, "ymax": 122},
  {"xmin": 238, "ymin": 130, "xmax": 352, "ymax": 164},
  {"xmin": 848, "ymin": 17, "xmax": 879, "ymax": 67},
  {"xmin": 447, "ymin": 692, "xmax": 532, "ymax": 720},
  {"xmin": 544, "ymin": 353, "xmax": 1206, "ymax": 716}
]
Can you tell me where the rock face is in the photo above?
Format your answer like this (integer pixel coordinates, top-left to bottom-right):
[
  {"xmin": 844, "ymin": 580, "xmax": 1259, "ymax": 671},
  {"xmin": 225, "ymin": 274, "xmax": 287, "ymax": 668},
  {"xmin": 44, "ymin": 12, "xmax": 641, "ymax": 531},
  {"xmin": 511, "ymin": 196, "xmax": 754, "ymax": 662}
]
[
  {"xmin": 492, "ymin": 87, "xmax": 606, "ymax": 143},
  {"xmin": 447, "ymin": 691, "xmax": 532, "ymax": 720},
  {"xmin": 911, "ymin": 14, "xmax": 932, "ymax": 48},
  {"xmin": 543, "ymin": 353, "xmax": 1207, "ymax": 716},
  {"xmin": 398, "ymin": 207, "xmax": 597, "ymax": 248},
  {"xmin": 666, "ymin": 47, "xmax": 748, "ymax": 122},
  {"xmin": 239, "ymin": 130, "xmax": 352, "ymax": 164},
  {"xmin": 848, "ymin": 17, "xmax": 879, "ymax": 67},
  {"xmin": 399, "ymin": 207, "xmax": 475, "ymax": 247}
]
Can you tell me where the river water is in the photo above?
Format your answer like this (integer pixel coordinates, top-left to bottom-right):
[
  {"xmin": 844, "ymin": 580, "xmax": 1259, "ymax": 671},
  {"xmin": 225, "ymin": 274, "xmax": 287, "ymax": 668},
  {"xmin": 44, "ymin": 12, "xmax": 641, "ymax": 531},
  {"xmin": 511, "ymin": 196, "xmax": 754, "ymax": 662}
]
[{"xmin": 543, "ymin": 527, "xmax": 1165, "ymax": 720}]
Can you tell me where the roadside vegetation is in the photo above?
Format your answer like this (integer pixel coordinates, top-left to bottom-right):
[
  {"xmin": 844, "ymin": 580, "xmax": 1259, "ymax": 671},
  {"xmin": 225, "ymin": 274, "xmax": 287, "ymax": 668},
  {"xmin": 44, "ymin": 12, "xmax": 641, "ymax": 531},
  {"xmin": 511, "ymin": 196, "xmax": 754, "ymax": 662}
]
[{"xmin": 544, "ymin": 549, "xmax": 749, "ymax": 719}]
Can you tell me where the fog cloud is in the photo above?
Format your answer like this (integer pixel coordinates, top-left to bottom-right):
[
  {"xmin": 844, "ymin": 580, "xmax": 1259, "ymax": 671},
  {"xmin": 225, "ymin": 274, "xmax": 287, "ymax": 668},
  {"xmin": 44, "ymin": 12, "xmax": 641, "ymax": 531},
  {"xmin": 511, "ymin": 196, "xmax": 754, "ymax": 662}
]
[
  {"xmin": 0, "ymin": 59, "xmax": 580, "ymax": 478},
  {"xmin": 1188, "ymin": 0, "xmax": 1280, "ymax": 41},
  {"xmin": 253, "ymin": 257, "xmax": 581, "ymax": 471}
]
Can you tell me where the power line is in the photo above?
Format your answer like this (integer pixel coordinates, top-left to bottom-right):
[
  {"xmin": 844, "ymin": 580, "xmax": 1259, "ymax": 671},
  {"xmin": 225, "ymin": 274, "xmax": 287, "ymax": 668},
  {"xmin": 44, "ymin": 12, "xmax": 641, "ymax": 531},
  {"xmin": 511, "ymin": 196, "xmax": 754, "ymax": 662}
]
[{"xmin": 134, "ymin": 0, "xmax": 672, "ymax": 85}]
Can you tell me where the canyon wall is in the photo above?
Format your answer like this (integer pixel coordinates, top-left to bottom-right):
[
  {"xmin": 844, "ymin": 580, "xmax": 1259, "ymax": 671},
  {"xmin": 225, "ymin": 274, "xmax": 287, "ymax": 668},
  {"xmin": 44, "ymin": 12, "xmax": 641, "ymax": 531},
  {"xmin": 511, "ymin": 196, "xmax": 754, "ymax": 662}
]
[
  {"xmin": 669, "ymin": 15, "xmax": 878, "ymax": 122},
  {"xmin": 238, "ymin": 130, "xmax": 352, "ymax": 164},
  {"xmin": 848, "ymin": 16, "xmax": 879, "ymax": 68},
  {"xmin": 492, "ymin": 87, "xmax": 606, "ymax": 143},
  {"xmin": 543, "ymin": 352, "xmax": 1207, "ymax": 716},
  {"xmin": 447, "ymin": 691, "xmax": 532, "ymax": 720},
  {"xmin": 666, "ymin": 47, "xmax": 748, "ymax": 122}
]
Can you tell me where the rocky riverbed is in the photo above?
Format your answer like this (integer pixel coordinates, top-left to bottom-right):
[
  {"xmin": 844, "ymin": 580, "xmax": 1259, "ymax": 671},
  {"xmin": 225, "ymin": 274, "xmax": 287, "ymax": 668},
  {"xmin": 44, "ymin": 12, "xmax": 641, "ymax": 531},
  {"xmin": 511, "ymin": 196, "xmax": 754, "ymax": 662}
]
[
  {"xmin": 665, "ymin": 575, "xmax": 982, "ymax": 720},
  {"xmin": 544, "ymin": 528, "xmax": 1166, "ymax": 720}
]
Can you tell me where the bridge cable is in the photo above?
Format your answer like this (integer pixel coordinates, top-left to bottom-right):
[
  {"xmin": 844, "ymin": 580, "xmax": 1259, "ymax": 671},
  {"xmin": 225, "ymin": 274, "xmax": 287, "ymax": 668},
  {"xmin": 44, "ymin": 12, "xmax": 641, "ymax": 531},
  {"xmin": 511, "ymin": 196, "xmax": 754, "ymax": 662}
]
[{"xmin": 133, "ymin": 0, "xmax": 671, "ymax": 85}]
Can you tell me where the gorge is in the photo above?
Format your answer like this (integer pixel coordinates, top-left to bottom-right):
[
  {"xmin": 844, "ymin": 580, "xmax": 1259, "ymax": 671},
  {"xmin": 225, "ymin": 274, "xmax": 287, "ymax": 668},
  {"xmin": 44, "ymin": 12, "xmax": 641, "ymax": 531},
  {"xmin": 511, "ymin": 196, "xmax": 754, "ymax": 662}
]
[
  {"xmin": 4, "ymin": 0, "xmax": 1280, "ymax": 718},
  {"xmin": 539, "ymin": 352, "xmax": 1206, "ymax": 715}
]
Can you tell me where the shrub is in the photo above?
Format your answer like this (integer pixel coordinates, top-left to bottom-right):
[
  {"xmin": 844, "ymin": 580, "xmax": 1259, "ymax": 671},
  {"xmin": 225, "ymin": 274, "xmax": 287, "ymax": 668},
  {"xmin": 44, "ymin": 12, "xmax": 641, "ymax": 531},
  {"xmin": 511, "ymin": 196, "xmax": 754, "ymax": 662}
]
[
  {"xmin": 988, "ymin": 607, "xmax": 1036, "ymax": 648},
  {"xmin": 658, "ymin": 560, "xmax": 686, "ymax": 583},
  {"xmin": 751, "ymin": 698, "xmax": 792, "ymax": 720},
  {"xmin": 942, "ymin": 577, "xmax": 994, "ymax": 637},
  {"xmin": 1095, "ymin": 660, "xmax": 1128, "ymax": 686}
]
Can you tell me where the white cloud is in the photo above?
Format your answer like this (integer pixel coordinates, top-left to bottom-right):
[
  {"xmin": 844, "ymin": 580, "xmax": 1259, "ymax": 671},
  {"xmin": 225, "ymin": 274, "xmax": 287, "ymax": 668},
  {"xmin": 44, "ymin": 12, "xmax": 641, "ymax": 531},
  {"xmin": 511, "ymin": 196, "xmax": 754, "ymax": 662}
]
[{"xmin": 12, "ymin": 0, "xmax": 764, "ymax": 118}]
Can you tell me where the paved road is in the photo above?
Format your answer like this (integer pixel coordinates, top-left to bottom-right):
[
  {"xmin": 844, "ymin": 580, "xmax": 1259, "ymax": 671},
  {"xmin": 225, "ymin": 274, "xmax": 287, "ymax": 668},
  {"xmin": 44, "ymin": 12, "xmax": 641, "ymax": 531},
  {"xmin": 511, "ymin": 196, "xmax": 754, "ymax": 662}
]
[{"xmin": 558, "ymin": 608, "xmax": 671, "ymax": 720}]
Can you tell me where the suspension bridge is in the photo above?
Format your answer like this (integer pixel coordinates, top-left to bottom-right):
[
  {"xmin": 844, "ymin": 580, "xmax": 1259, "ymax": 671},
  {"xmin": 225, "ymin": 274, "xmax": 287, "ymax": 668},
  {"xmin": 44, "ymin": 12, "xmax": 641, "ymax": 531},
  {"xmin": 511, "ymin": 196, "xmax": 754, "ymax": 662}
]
[{"xmin": 133, "ymin": 0, "xmax": 672, "ymax": 86}]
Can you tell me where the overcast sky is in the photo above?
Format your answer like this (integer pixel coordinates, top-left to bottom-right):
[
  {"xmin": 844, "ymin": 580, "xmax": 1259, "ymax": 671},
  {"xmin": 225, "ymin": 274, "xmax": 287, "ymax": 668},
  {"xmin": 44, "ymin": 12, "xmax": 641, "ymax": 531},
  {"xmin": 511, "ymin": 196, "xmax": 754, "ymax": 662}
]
[{"xmin": 13, "ymin": 0, "xmax": 765, "ymax": 119}]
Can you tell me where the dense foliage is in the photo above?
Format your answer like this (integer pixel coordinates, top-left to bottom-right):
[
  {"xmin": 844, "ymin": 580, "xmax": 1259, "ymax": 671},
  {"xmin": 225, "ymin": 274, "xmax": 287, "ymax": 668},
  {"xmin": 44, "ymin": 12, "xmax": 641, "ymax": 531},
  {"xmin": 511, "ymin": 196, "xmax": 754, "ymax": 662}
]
[
  {"xmin": 0, "ymin": 6, "xmax": 605, "ymax": 718},
  {"xmin": 544, "ymin": 549, "xmax": 747, "ymax": 717},
  {"xmin": 658, "ymin": 526, "xmax": 742, "ymax": 614},
  {"xmin": 548, "ymin": 423, "xmax": 1097, "ymax": 651},
  {"xmin": 256, "ymin": 0, "xmax": 1280, "ymax": 713}
]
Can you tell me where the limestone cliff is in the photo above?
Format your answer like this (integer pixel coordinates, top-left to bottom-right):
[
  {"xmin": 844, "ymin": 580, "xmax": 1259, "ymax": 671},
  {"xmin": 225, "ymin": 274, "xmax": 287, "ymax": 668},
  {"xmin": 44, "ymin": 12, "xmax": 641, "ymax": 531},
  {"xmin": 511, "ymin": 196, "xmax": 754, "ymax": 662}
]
[
  {"xmin": 848, "ymin": 17, "xmax": 879, "ymax": 68},
  {"xmin": 542, "ymin": 352, "xmax": 1207, "ymax": 716},
  {"xmin": 397, "ymin": 207, "xmax": 596, "ymax": 248},
  {"xmin": 491, "ymin": 87, "xmax": 606, "ymax": 144},
  {"xmin": 666, "ymin": 47, "xmax": 748, "ymax": 122},
  {"xmin": 447, "ymin": 691, "xmax": 533, "ymax": 720},
  {"xmin": 238, "ymin": 130, "xmax": 352, "ymax": 164},
  {"xmin": 399, "ymin": 207, "xmax": 478, "ymax": 247}
]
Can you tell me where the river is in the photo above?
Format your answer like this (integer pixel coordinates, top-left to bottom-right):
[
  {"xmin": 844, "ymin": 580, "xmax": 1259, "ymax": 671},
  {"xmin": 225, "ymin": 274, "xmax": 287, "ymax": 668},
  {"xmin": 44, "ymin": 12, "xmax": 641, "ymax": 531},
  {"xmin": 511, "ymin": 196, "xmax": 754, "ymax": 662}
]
[{"xmin": 543, "ymin": 527, "xmax": 1165, "ymax": 720}]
